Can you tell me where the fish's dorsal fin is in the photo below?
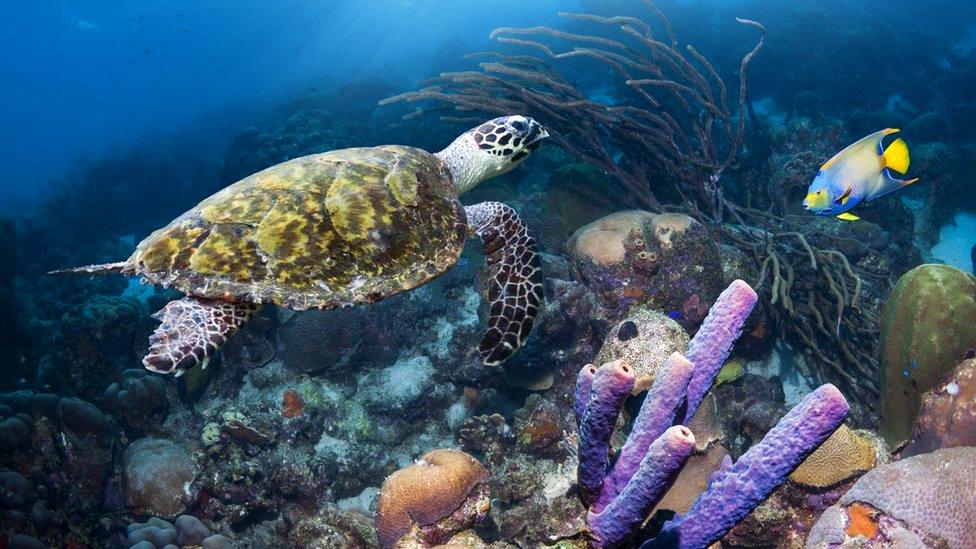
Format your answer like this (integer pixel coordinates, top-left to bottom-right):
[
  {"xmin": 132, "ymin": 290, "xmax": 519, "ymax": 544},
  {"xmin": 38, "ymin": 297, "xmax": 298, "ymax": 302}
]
[
  {"xmin": 836, "ymin": 212, "xmax": 861, "ymax": 221},
  {"xmin": 822, "ymin": 128, "xmax": 898, "ymax": 172},
  {"xmin": 882, "ymin": 134, "xmax": 911, "ymax": 174}
]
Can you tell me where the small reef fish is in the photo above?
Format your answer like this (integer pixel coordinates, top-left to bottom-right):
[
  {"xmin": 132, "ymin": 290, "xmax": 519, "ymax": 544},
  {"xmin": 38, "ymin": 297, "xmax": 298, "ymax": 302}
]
[{"xmin": 802, "ymin": 129, "xmax": 919, "ymax": 221}]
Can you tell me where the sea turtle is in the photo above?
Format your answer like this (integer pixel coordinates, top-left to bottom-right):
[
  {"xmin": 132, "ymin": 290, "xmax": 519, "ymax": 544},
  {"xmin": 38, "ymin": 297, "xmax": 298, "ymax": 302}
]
[{"xmin": 55, "ymin": 115, "xmax": 548, "ymax": 374}]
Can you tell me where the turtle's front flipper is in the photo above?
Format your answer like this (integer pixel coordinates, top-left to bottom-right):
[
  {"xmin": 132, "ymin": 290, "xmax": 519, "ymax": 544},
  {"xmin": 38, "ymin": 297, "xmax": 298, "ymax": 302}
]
[
  {"xmin": 465, "ymin": 202, "xmax": 543, "ymax": 365},
  {"xmin": 143, "ymin": 297, "xmax": 259, "ymax": 375}
]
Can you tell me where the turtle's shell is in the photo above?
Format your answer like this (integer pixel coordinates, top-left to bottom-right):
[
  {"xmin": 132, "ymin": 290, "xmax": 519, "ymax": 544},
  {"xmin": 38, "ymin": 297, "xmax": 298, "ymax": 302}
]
[{"xmin": 127, "ymin": 145, "xmax": 467, "ymax": 309}]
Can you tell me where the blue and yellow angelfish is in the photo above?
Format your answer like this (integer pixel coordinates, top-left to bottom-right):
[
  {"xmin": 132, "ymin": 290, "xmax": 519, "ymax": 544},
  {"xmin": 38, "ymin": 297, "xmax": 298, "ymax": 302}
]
[{"xmin": 803, "ymin": 129, "xmax": 919, "ymax": 221}]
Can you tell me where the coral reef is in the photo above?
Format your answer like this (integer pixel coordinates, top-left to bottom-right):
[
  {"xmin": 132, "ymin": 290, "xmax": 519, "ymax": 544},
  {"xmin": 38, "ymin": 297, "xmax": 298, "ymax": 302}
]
[
  {"xmin": 807, "ymin": 447, "xmax": 976, "ymax": 548},
  {"xmin": 384, "ymin": 1, "xmax": 899, "ymax": 415},
  {"xmin": 879, "ymin": 264, "xmax": 976, "ymax": 446},
  {"xmin": 276, "ymin": 308, "xmax": 366, "ymax": 374},
  {"xmin": 574, "ymin": 279, "xmax": 850, "ymax": 548},
  {"xmin": 376, "ymin": 449, "xmax": 489, "ymax": 547},
  {"xmin": 52, "ymin": 295, "xmax": 152, "ymax": 401},
  {"xmin": 0, "ymin": 392, "xmax": 114, "ymax": 544}
]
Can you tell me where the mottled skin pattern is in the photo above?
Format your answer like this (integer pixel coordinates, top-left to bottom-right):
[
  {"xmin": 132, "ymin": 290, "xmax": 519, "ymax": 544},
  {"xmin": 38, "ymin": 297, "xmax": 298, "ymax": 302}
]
[
  {"xmin": 56, "ymin": 116, "xmax": 549, "ymax": 375},
  {"xmin": 130, "ymin": 146, "xmax": 465, "ymax": 308},
  {"xmin": 464, "ymin": 202, "xmax": 543, "ymax": 365},
  {"xmin": 143, "ymin": 297, "xmax": 258, "ymax": 374}
]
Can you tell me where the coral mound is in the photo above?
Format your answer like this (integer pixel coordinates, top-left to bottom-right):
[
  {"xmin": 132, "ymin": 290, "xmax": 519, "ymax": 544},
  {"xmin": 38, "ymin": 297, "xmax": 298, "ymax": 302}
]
[
  {"xmin": 807, "ymin": 447, "xmax": 976, "ymax": 548},
  {"xmin": 376, "ymin": 449, "xmax": 489, "ymax": 548},
  {"xmin": 123, "ymin": 438, "xmax": 199, "ymax": 518},
  {"xmin": 879, "ymin": 264, "xmax": 976, "ymax": 446}
]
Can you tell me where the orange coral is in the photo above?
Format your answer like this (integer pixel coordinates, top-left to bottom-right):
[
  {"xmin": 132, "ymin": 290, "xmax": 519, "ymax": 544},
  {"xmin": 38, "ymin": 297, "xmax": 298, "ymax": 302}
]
[
  {"xmin": 845, "ymin": 502, "xmax": 879, "ymax": 539},
  {"xmin": 281, "ymin": 389, "xmax": 304, "ymax": 418},
  {"xmin": 377, "ymin": 449, "xmax": 488, "ymax": 548}
]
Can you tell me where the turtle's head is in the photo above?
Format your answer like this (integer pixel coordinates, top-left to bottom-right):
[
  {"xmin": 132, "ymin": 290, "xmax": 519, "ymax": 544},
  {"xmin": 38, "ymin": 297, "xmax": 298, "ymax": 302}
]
[{"xmin": 436, "ymin": 115, "xmax": 548, "ymax": 195}]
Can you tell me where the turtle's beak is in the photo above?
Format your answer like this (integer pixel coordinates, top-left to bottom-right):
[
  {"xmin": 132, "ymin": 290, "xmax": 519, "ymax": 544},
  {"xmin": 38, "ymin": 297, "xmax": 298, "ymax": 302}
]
[{"xmin": 525, "ymin": 118, "xmax": 549, "ymax": 150}]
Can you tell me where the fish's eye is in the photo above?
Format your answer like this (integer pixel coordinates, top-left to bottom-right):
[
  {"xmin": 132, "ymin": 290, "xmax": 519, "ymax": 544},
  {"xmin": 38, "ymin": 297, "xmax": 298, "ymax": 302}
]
[{"xmin": 511, "ymin": 120, "xmax": 527, "ymax": 132}]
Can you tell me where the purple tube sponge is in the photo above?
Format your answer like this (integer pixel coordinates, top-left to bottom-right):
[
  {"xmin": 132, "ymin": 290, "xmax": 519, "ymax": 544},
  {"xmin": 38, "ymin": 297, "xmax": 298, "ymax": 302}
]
[
  {"xmin": 588, "ymin": 426, "xmax": 696, "ymax": 548},
  {"xmin": 594, "ymin": 353, "xmax": 694, "ymax": 511},
  {"xmin": 577, "ymin": 360, "xmax": 635, "ymax": 501},
  {"xmin": 644, "ymin": 384, "xmax": 850, "ymax": 549},
  {"xmin": 573, "ymin": 280, "xmax": 848, "ymax": 548},
  {"xmin": 682, "ymin": 279, "xmax": 757, "ymax": 424},
  {"xmin": 574, "ymin": 363, "xmax": 598, "ymax": 423}
]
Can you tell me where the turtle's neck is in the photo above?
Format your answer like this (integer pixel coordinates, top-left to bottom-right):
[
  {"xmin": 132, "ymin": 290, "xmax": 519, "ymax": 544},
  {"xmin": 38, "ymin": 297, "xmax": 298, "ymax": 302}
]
[{"xmin": 435, "ymin": 132, "xmax": 494, "ymax": 196}]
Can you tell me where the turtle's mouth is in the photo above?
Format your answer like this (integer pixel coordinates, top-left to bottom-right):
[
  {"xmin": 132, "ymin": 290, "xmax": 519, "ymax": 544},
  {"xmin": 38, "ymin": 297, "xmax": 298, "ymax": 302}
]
[{"xmin": 525, "ymin": 121, "xmax": 549, "ymax": 150}]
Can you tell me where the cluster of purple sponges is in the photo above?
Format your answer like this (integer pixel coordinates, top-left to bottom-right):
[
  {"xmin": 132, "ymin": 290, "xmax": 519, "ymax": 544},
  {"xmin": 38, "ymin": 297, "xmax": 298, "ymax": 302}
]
[{"xmin": 574, "ymin": 280, "xmax": 850, "ymax": 548}]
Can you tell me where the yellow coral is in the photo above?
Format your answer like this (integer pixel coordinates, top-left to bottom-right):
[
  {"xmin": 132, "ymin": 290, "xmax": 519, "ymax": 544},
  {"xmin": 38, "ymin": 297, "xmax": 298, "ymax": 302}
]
[{"xmin": 790, "ymin": 425, "xmax": 877, "ymax": 488}]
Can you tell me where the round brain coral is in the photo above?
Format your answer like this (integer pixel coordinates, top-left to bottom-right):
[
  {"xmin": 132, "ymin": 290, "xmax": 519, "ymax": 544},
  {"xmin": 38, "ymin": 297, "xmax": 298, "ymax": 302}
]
[
  {"xmin": 376, "ymin": 449, "xmax": 489, "ymax": 548},
  {"xmin": 789, "ymin": 424, "xmax": 879, "ymax": 488}
]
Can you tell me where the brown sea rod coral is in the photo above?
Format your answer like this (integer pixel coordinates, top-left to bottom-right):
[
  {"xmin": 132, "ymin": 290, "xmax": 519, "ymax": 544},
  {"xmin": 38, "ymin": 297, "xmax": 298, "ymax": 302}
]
[{"xmin": 376, "ymin": 449, "xmax": 490, "ymax": 548}]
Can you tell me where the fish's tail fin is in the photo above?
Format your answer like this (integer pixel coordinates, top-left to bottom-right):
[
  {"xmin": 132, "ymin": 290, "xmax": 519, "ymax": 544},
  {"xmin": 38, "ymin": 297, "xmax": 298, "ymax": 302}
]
[
  {"xmin": 48, "ymin": 261, "xmax": 129, "ymax": 276},
  {"xmin": 881, "ymin": 132, "xmax": 911, "ymax": 174}
]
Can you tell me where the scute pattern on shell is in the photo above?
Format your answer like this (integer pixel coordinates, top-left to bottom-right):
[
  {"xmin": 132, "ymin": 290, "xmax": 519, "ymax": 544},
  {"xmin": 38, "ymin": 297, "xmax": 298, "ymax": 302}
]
[{"xmin": 125, "ymin": 146, "xmax": 466, "ymax": 309}]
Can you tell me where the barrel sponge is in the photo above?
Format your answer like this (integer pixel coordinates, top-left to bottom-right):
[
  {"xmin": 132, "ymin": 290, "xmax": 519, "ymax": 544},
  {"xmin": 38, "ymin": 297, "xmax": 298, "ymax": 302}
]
[
  {"xmin": 807, "ymin": 447, "xmax": 976, "ymax": 548},
  {"xmin": 376, "ymin": 449, "xmax": 488, "ymax": 548},
  {"xmin": 879, "ymin": 264, "xmax": 976, "ymax": 446},
  {"xmin": 789, "ymin": 425, "xmax": 879, "ymax": 488}
]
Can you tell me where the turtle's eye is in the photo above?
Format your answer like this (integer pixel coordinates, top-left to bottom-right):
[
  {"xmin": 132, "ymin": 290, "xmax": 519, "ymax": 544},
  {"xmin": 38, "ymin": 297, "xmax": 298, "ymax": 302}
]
[{"xmin": 511, "ymin": 120, "xmax": 527, "ymax": 132}]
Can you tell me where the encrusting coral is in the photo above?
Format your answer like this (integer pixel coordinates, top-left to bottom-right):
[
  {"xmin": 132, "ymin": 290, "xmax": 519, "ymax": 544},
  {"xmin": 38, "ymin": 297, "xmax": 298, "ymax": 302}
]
[
  {"xmin": 903, "ymin": 358, "xmax": 976, "ymax": 457},
  {"xmin": 376, "ymin": 449, "xmax": 490, "ymax": 548},
  {"xmin": 574, "ymin": 280, "xmax": 850, "ymax": 548}
]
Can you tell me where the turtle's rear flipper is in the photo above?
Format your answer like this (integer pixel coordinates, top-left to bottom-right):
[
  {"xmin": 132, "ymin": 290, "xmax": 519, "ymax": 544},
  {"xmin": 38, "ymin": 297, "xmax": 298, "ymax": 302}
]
[
  {"xmin": 465, "ymin": 202, "xmax": 543, "ymax": 365},
  {"xmin": 143, "ymin": 297, "xmax": 259, "ymax": 375}
]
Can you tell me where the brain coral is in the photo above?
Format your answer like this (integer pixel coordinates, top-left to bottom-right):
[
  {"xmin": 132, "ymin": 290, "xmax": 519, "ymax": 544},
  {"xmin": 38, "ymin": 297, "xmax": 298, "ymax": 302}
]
[
  {"xmin": 376, "ymin": 449, "xmax": 488, "ymax": 548},
  {"xmin": 789, "ymin": 425, "xmax": 880, "ymax": 488},
  {"xmin": 903, "ymin": 358, "xmax": 976, "ymax": 457},
  {"xmin": 806, "ymin": 447, "xmax": 976, "ymax": 548},
  {"xmin": 879, "ymin": 264, "xmax": 976, "ymax": 446}
]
